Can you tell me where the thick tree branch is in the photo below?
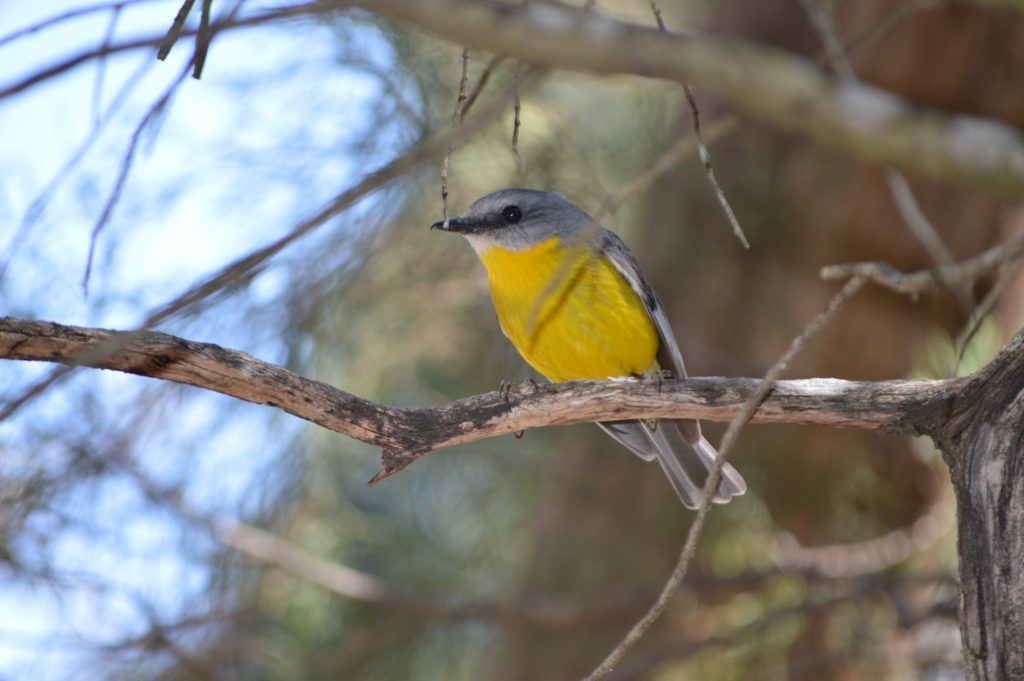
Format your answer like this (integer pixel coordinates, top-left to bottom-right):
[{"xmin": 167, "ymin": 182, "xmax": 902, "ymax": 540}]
[
  {"xmin": 931, "ymin": 320, "xmax": 1024, "ymax": 680},
  {"xmin": 0, "ymin": 317, "xmax": 964, "ymax": 480},
  {"xmin": 8, "ymin": 2, "xmax": 1024, "ymax": 194},
  {"xmin": 348, "ymin": 0, "xmax": 1024, "ymax": 196}
]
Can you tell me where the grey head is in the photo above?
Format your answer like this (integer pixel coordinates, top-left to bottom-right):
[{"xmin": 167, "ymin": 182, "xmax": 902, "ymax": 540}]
[{"xmin": 431, "ymin": 188, "xmax": 594, "ymax": 251}]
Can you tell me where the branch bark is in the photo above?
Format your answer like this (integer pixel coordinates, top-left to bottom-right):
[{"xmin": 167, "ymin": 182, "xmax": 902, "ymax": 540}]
[
  {"xmin": 0, "ymin": 317, "xmax": 958, "ymax": 479},
  {"xmin": 347, "ymin": 0, "xmax": 1024, "ymax": 196},
  {"xmin": 932, "ymin": 327, "xmax": 1024, "ymax": 680}
]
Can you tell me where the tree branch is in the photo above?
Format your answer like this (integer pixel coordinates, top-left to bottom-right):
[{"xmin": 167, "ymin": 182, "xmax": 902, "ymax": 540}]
[
  {"xmin": 0, "ymin": 317, "xmax": 965, "ymax": 481},
  {"xmin": 821, "ymin": 236, "xmax": 1024, "ymax": 297},
  {"xmin": 8, "ymin": 1, "xmax": 1024, "ymax": 194},
  {"xmin": 216, "ymin": 519, "xmax": 645, "ymax": 628},
  {"xmin": 348, "ymin": 0, "xmax": 1024, "ymax": 196}
]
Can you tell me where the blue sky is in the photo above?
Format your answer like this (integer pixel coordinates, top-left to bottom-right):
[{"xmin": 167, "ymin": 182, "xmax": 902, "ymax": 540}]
[{"xmin": 0, "ymin": 1, "xmax": 400, "ymax": 677}]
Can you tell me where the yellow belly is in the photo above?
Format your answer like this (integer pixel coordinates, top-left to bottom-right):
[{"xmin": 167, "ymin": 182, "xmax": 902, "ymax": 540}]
[{"xmin": 478, "ymin": 237, "xmax": 659, "ymax": 382}]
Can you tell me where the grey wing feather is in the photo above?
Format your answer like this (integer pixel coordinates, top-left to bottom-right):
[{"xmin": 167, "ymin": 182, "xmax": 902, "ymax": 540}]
[
  {"xmin": 597, "ymin": 229, "xmax": 746, "ymax": 508},
  {"xmin": 599, "ymin": 230, "xmax": 687, "ymax": 379}
]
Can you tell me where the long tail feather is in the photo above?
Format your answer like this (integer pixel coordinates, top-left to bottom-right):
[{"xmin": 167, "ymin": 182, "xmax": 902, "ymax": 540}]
[{"xmin": 598, "ymin": 419, "xmax": 746, "ymax": 509}]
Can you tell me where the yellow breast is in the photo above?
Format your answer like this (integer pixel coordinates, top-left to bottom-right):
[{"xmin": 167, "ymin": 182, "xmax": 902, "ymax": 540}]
[{"xmin": 478, "ymin": 237, "xmax": 659, "ymax": 382}]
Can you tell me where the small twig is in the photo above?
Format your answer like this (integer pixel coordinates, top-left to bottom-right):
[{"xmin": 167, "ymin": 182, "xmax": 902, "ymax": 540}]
[
  {"xmin": 648, "ymin": 0, "xmax": 749, "ymax": 249},
  {"xmin": 157, "ymin": 0, "xmax": 196, "ymax": 60},
  {"xmin": 0, "ymin": 52, "xmax": 153, "ymax": 287},
  {"xmin": 92, "ymin": 4, "xmax": 121, "ymax": 128},
  {"xmin": 610, "ymin": 572, "xmax": 953, "ymax": 681},
  {"xmin": 955, "ymin": 256, "xmax": 1024, "ymax": 370},
  {"xmin": 595, "ymin": 116, "xmax": 737, "ymax": 221},
  {"xmin": 583, "ymin": 277, "xmax": 866, "ymax": 680},
  {"xmin": 512, "ymin": 65, "xmax": 526, "ymax": 174},
  {"xmin": 0, "ymin": 0, "xmax": 164, "ymax": 50},
  {"xmin": 0, "ymin": 365, "xmax": 72, "ymax": 422},
  {"xmin": 440, "ymin": 47, "xmax": 470, "ymax": 228},
  {"xmin": 192, "ymin": 0, "xmax": 213, "ymax": 79},
  {"xmin": 0, "ymin": 4, "xmax": 326, "ymax": 102},
  {"xmin": 82, "ymin": 60, "xmax": 192, "ymax": 294},
  {"xmin": 886, "ymin": 170, "xmax": 974, "ymax": 314},
  {"xmin": 820, "ymin": 236, "xmax": 1024, "ymax": 297},
  {"xmin": 840, "ymin": 0, "xmax": 947, "ymax": 57},
  {"xmin": 459, "ymin": 55, "xmax": 502, "ymax": 115},
  {"xmin": 524, "ymin": 5, "xmax": 743, "ymax": 381}
]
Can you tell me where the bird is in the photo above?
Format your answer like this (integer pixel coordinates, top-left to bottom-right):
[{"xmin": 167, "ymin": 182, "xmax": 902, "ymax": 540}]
[{"xmin": 432, "ymin": 188, "xmax": 745, "ymax": 509}]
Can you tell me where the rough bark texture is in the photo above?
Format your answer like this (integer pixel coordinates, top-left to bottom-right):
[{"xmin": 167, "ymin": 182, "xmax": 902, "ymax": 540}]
[
  {"xmin": 0, "ymin": 317, "xmax": 956, "ymax": 471},
  {"xmin": 935, "ymin": 330, "xmax": 1024, "ymax": 681}
]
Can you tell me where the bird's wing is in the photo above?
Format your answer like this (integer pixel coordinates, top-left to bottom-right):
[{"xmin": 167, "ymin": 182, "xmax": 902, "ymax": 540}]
[
  {"xmin": 598, "ymin": 229, "xmax": 687, "ymax": 379},
  {"xmin": 597, "ymin": 229, "xmax": 747, "ymax": 505}
]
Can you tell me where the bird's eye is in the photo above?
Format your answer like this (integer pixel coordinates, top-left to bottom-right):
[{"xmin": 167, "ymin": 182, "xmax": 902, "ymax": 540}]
[{"xmin": 501, "ymin": 205, "xmax": 523, "ymax": 224}]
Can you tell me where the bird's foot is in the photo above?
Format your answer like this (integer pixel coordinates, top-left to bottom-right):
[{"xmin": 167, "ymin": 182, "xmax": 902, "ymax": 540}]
[
  {"xmin": 499, "ymin": 377, "xmax": 540, "ymax": 411},
  {"xmin": 639, "ymin": 369, "xmax": 675, "ymax": 393}
]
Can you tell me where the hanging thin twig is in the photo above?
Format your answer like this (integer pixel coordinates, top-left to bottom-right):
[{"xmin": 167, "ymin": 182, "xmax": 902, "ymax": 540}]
[
  {"xmin": 511, "ymin": 63, "xmax": 526, "ymax": 174},
  {"xmin": 192, "ymin": 0, "xmax": 213, "ymax": 78},
  {"xmin": 156, "ymin": 0, "xmax": 196, "ymax": 60},
  {"xmin": 440, "ymin": 47, "xmax": 471, "ymax": 227},
  {"xmin": 648, "ymin": 0, "xmax": 749, "ymax": 249},
  {"xmin": 82, "ymin": 59, "xmax": 192, "ymax": 294},
  {"xmin": 460, "ymin": 55, "xmax": 502, "ymax": 115},
  {"xmin": 583, "ymin": 277, "xmax": 866, "ymax": 680},
  {"xmin": 92, "ymin": 4, "xmax": 121, "ymax": 127}
]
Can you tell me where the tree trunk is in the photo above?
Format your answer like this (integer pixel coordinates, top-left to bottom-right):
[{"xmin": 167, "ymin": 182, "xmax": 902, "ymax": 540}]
[{"xmin": 936, "ymin": 330, "xmax": 1024, "ymax": 680}]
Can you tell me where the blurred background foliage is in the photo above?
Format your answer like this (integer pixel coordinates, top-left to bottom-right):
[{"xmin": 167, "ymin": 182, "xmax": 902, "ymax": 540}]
[{"xmin": 3, "ymin": 0, "xmax": 1024, "ymax": 679}]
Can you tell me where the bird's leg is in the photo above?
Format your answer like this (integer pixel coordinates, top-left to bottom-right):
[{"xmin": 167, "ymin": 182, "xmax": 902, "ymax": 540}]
[
  {"xmin": 638, "ymin": 369, "xmax": 674, "ymax": 428},
  {"xmin": 499, "ymin": 380, "xmax": 515, "ymax": 412},
  {"xmin": 501, "ymin": 378, "xmax": 539, "ymax": 438},
  {"xmin": 639, "ymin": 368, "xmax": 675, "ymax": 392}
]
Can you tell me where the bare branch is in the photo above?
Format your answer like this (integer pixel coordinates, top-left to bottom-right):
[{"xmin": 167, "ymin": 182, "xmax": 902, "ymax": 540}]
[
  {"xmin": 8, "ymin": 1, "xmax": 1023, "ymax": 193},
  {"xmin": 774, "ymin": 492, "xmax": 950, "ymax": 578},
  {"xmin": 595, "ymin": 116, "xmax": 737, "ymax": 220},
  {"xmin": 0, "ymin": 57, "xmax": 153, "ymax": 286},
  {"xmin": 886, "ymin": 170, "xmax": 974, "ymax": 313},
  {"xmin": 157, "ymin": 0, "xmax": 197, "ymax": 61},
  {"xmin": 0, "ymin": 317, "xmax": 965, "ymax": 478},
  {"xmin": 0, "ymin": 0, "xmax": 166, "ymax": 50},
  {"xmin": 460, "ymin": 55, "xmax": 503, "ymax": 115},
  {"xmin": 646, "ymin": 0, "xmax": 748, "ymax": 248},
  {"xmin": 83, "ymin": 60, "xmax": 191, "ymax": 293},
  {"xmin": 217, "ymin": 519, "xmax": 643, "ymax": 627},
  {"xmin": 351, "ymin": 0, "xmax": 1024, "ymax": 196},
  {"xmin": 511, "ymin": 73, "xmax": 526, "ymax": 175},
  {"xmin": 610, "ymin": 572, "xmax": 955, "ymax": 681},
  {"xmin": 820, "ymin": 237, "xmax": 1024, "ymax": 297},
  {"xmin": 0, "ymin": 4, "xmax": 327, "ymax": 102},
  {"xmin": 440, "ymin": 47, "xmax": 470, "ymax": 226},
  {"xmin": 192, "ymin": 0, "xmax": 213, "ymax": 79},
  {"xmin": 840, "ymin": 0, "xmax": 947, "ymax": 57}
]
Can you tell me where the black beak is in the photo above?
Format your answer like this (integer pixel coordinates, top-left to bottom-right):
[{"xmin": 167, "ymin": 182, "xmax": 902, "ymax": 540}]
[{"xmin": 430, "ymin": 216, "xmax": 477, "ymax": 234}]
